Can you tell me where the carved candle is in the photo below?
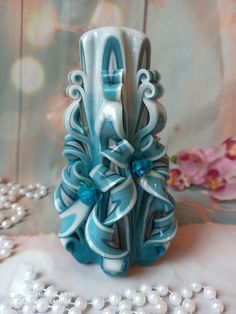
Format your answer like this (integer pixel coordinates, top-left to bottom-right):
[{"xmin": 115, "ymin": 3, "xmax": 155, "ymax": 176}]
[{"xmin": 54, "ymin": 27, "xmax": 177, "ymax": 276}]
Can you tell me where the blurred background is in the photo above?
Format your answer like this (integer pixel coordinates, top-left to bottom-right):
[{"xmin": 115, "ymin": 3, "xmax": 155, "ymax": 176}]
[{"xmin": 0, "ymin": 0, "xmax": 236, "ymax": 234}]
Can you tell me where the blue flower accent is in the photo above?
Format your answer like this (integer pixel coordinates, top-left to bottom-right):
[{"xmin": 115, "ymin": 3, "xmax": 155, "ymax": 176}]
[
  {"xmin": 78, "ymin": 185, "xmax": 101, "ymax": 206},
  {"xmin": 131, "ymin": 158, "xmax": 154, "ymax": 177}
]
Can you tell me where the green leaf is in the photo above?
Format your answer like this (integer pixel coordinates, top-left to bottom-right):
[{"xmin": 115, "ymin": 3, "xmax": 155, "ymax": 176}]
[{"xmin": 170, "ymin": 155, "xmax": 178, "ymax": 164}]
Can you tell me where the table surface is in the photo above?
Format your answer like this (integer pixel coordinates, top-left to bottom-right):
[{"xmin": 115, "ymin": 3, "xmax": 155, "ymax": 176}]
[{"xmin": 1, "ymin": 222, "xmax": 235, "ymax": 313}]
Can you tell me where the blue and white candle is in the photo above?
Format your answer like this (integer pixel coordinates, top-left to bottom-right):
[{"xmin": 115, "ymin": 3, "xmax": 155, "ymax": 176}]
[{"xmin": 54, "ymin": 27, "xmax": 177, "ymax": 276}]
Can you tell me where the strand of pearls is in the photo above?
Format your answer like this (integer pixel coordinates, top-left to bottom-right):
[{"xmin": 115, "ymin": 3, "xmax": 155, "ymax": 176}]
[
  {"xmin": 0, "ymin": 236, "xmax": 15, "ymax": 261},
  {"xmin": 0, "ymin": 268, "xmax": 225, "ymax": 314},
  {"xmin": 0, "ymin": 179, "xmax": 49, "ymax": 230}
]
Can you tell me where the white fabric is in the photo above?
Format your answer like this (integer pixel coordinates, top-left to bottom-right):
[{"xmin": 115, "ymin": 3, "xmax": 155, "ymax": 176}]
[{"xmin": 0, "ymin": 223, "xmax": 235, "ymax": 312}]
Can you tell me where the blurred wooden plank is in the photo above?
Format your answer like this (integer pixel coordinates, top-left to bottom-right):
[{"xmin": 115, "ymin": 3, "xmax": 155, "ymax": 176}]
[
  {"xmin": 0, "ymin": 1, "xmax": 22, "ymax": 181},
  {"xmin": 145, "ymin": 0, "xmax": 223, "ymax": 155},
  {"xmin": 89, "ymin": 0, "xmax": 145, "ymax": 29},
  {"xmin": 16, "ymin": 0, "xmax": 145, "ymax": 234}
]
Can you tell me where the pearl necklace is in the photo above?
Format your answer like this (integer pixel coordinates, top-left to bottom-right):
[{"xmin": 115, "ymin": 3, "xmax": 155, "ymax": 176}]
[
  {"xmin": 0, "ymin": 179, "xmax": 49, "ymax": 230},
  {"xmin": 1, "ymin": 268, "xmax": 225, "ymax": 314},
  {"xmin": 0, "ymin": 236, "xmax": 15, "ymax": 261}
]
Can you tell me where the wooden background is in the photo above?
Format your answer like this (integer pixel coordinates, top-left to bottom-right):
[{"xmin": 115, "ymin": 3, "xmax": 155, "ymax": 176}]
[{"xmin": 1, "ymin": 0, "xmax": 236, "ymax": 234}]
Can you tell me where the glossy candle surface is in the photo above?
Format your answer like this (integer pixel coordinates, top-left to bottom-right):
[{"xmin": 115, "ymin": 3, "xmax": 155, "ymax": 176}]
[{"xmin": 54, "ymin": 27, "xmax": 177, "ymax": 276}]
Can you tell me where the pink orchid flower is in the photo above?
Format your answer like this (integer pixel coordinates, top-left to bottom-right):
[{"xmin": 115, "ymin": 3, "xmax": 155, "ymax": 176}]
[
  {"xmin": 169, "ymin": 140, "xmax": 236, "ymax": 200},
  {"xmin": 176, "ymin": 147, "xmax": 208, "ymax": 185},
  {"xmin": 167, "ymin": 168, "xmax": 191, "ymax": 191},
  {"xmin": 206, "ymin": 157, "xmax": 236, "ymax": 200},
  {"xmin": 202, "ymin": 146, "xmax": 223, "ymax": 163},
  {"xmin": 223, "ymin": 137, "xmax": 236, "ymax": 160}
]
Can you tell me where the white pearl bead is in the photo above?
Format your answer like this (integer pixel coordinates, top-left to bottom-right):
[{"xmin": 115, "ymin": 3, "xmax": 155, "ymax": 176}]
[
  {"xmin": 25, "ymin": 268, "xmax": 37, "ymax": 281},
  {"xmin": 0, "ymin": 248, "xmax": 11, "ymax": 258},
  {"xmin": 119, "ymin": 300, "xmax": 131, "ymax": 310},
  {"xmin": 4, "ymin": 201, "xmax": 11, "ymax": 208},
  {"xmin": 22, "ymin": 303, "xmax": 36, "ymax": 314},
  {"xmin": 140, "ymin": 283, "xmax": 152, "ymax": 294},
  {"xmin": 68, "ymin": 306, "xmax": 81, "ymax": 314},
  {"xmin": 0, "ymin": 235, "xmax": 6, "ymax": 241},
  {"xmin": 133, "ymin": 292, "xmax": 146, "ymax": 307},
  {"xmin": 174, "ymin": 306, "xmax": 187, "ymax": 314},
  {"xmin": 10, "ymin": 295, "xmax": 25, "ymax": 309},
  {"xmin": 3, "ymin": 239, "xmax": 14, "ymax": 250},
  {"xmin": 40, "ymin": 184, "xmax": 47, "ymax": 189},
  {"xmin": 119, "ymin": 310, "xmax": 132, "ymax": 314},
  {"xmin": 190, "ymin": 282, "xmax": 202, "ymax": 293},
  {"xmin": 16, "ymin": 209, "xmax": 26, "ymax": 218},
  {"xmin": 27, "ymin": 184, "xmax": 35, "ymax": 191},
  {"xmin": 16, "ymin": 205, "xmax": 24, "ymax": 212},
  {"xmin": 211, "ymin": 299, "xmax": 224, "ymax": 313},
  {"xmin": 181, "ymin": 287, "xmax": 193, "ymax": 299},
  {"xmin": 204, "ymin": 286, "xmax": 217, "ymax": 300},
  {"xmin": 124, "ymin": 287, "xmax": 136, "ymax": 299},
  {"xmin": 91, "ymin": 296, "xmax": 105, "ymax": 310},
  {"xmin": 12, "ymin": 184, "xmax": 20, "ymax": 191},
  {"xmin": 39, "ymin": 190, "xmax": 47, "ymax": 197},
  {"xmin": 169, "ymin": 292, "xmax": 182, "ymax": 306},
  {"xmin": 35, "ymin": 298, "xmax": 49, "ymax": 313},
  {"xmin": 40, "ymin": 186, "xmax": 48, "ymax": 192},
  {"xmin": 22, "ymin": 280, "xmax": 33, "ymax": 292},
  {"xmin": 39, "ymin": 189, "xmax": 48, "ymax": 196},
  {"xmin": 33, "ymin": 193, "xmax": 40, "ymax": 200},
  {"xmin": 1, "ymin": 219, "xmax": 11, "ymax": 229},
  {"xmin": 156, "ymin": 284, "xmax": 169, "ymax": 296},
  {"xmin": 8, "ymin": 189, "xmax": 16, "ymax": 195},
  {"xmin": 1, "ymin": 305, "xmax": 18, "ymax": 314},
  {"xmin": 0, "ymin": 303, "xmax": 9, "ymax": 312},
  {"xmin": 109, "ymin": 292, "xmax": 121, "ymax": 306},
  {"xmin": 10, "ymin": 215, "xmax": 20, "ymax": 224},
  {"xmin": 44, "ymin": 285, "xmax": 58, "ymax": 300},
  {"xmin": 155, "ymin": 298, "xmax": 168, "ymax": 314},
  {"xmin": 11, "ymin": 203, "xmax": 18, "ymax": 210},
  {"xmin": 0, "ymin": 195, "xmax": 7, "ymax": 202},
  {"xmin": 24, "ymin": 291, "xmax": 38, "ymax": 304},
  {"xmin": 59, "ymin": 292, "xmax": 72, "ymax": 305},
  {"xmin": 137, "ymin": 308, "xmax": 149, "ymax": 314},
  {"xmin": 182, "ymin": 299, "xmax": 196, "ymax": 313},
  {"xmin": 19, "ymin": 188, "xmax": 26, "ymax": 195},
  {"xmin": 32, "ymin": 280, "xmax": 45, "ymax": 292},
  {"xmin": 0, "ymin": 186, "xmax": 9, "ymax": 194},
  {"xmin": 147, "ymin": 291, "xmax": 160, "ymax": 304},
  {"xmin": 74, "ymin": 296, "xmax": 87, "ymax": 310},
  {"xmin": 26, "ymin": 192, "xmax": 33, "ymax": 199},
  {"xmin": 102, "ymin": 307, "xmax": 117, "ymax": 314},
  {"xmin": 51, "ymin": 301, "xmax": 66, "ymax": 313}
]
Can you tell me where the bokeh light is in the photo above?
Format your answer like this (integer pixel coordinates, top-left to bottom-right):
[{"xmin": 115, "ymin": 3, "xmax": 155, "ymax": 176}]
[
  {"xmin": 11, "ymin": 56, "xmax": 45, "ymax": 95},
  {"xmin": 90, "ymin": 0, "xmax": 123, "ymax": 27},
  {"xmin": 24, "ymin": 2, "xmax": 58, "ymax": 47}
]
